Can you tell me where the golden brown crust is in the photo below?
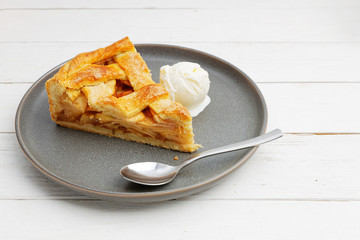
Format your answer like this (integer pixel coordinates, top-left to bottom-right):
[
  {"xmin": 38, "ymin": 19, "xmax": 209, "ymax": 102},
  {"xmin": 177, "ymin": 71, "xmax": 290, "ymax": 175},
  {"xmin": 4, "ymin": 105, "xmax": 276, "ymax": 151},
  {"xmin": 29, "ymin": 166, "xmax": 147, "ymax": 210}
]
[
  {"xmin": 115, "ymin": 52, "xmax": 154, "ymax": 91},
  {"xmin": 45, "ymin": 37, "xmax": 199, "ymax": 152},
  {"xmin": 150, "ymin": 99, "xmax": 192, "ymax": 123},
  {"xmin": 54, "ymin": 37, "xmax": 136, "ymax": 82},
  {"xmin": 92, "ymin": 84, "xmax": 169, "ymax": 119},
  {"xmin": 64, "ymin": 64, "xmax": 126, "ymax": 89}
]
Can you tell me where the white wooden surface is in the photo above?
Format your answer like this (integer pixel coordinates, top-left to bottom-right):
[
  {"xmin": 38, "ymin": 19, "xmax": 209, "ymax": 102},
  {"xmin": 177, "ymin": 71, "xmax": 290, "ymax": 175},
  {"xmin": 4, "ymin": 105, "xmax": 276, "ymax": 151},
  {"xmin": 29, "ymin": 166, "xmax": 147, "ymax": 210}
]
[{"xmin": 1, "ymin": 0, "xmax": 360, "ymax": 239}]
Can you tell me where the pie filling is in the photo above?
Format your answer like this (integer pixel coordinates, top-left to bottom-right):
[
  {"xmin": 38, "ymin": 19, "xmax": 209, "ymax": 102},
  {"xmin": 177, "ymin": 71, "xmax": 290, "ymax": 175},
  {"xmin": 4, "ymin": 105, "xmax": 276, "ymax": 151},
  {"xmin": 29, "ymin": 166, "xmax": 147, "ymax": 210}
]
[{"xmin": 56, "ymin": 79, "xmax": 194, "ymax": 146}]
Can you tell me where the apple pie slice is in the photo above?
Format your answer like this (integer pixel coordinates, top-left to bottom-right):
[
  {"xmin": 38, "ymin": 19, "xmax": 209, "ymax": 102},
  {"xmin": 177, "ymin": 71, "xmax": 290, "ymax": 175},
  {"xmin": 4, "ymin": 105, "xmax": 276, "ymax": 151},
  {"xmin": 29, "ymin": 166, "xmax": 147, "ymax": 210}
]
[{"xmin": 45, "ymin": 37, "xmax": 200, "ymax": 152}]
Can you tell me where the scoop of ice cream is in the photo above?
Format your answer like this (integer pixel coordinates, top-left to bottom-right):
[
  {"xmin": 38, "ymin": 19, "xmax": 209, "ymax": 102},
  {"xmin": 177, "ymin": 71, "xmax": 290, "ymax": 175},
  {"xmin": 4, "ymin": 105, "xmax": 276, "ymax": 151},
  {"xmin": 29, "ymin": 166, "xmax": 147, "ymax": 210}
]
[{"xmin": 159, "ymin": 62, "xmax": 211, "ymax": 117}]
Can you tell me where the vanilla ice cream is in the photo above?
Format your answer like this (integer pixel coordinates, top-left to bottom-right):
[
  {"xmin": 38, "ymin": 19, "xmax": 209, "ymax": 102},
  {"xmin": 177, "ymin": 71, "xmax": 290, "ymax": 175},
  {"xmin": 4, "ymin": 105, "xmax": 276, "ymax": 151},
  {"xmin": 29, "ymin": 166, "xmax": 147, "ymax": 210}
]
[{"xmin": 159, "ymin": 62, "xmax": 211, "ymax": 117}]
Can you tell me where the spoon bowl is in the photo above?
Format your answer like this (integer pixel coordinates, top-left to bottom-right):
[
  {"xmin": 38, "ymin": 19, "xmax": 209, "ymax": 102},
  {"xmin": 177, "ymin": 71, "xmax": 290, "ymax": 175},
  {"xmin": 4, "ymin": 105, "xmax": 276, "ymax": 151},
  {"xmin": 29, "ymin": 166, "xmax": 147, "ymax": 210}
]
[
  {"xmin": 121, "ymin": 162, "xmax": 179, "ymax": 186},
  {"xmin": 120, "ymin": 129, "xmax": 283, "ymax": 186}
]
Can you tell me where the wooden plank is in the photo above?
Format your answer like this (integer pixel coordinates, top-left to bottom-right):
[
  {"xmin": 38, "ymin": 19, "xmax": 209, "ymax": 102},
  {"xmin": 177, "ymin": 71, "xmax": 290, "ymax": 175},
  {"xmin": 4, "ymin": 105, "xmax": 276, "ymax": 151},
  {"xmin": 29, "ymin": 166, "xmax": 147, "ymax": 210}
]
[
  {"xmin": 2, "ymin": 83, "xmax": 359, "ymax": 133},
  {"xmin": 0, "ymin": 8, "xmax": 359, "ymax": 42},
  {"xmin": 1, "ymin": 199, "xmax": 360, "ymax": 239},
  {"xmin": 2, "ymin": 0, "xmax": 360, "ymax": 9},
  {"xmin": 262, "ymin": 83, "xmax": 360, "ymax": 132},
  {"xmin": 1, "ymin": 42, "xmax": 360, "ymax": 83},
  {"xmin": 3, "ymin": 133, "xmax": 360, "ymax": 200}
]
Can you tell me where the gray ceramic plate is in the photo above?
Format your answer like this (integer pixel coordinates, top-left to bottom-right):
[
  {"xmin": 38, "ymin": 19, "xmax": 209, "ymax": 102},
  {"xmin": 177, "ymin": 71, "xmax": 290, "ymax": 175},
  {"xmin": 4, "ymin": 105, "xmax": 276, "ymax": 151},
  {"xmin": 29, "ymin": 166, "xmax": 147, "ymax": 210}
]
[{"xmin": 15, "ymin": 44, "xmax": 267, "ymax": 202}]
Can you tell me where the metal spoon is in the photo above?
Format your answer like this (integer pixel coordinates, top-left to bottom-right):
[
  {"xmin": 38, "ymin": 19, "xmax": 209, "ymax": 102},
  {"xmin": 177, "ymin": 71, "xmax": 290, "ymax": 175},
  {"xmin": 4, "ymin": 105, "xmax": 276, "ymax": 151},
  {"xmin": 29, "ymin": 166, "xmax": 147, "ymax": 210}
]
[{"xmin": 120, "ymin": 129, "xmax": 283, "ymax": 186}]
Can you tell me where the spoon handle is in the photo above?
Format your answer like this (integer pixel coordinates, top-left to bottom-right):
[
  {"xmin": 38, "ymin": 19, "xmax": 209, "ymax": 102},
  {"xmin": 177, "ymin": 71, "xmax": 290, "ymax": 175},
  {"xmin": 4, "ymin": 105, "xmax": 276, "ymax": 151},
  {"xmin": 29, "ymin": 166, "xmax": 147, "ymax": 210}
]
[{"xmin": 179, "ymin": 129, "xmax": 283, "ymax": 169}]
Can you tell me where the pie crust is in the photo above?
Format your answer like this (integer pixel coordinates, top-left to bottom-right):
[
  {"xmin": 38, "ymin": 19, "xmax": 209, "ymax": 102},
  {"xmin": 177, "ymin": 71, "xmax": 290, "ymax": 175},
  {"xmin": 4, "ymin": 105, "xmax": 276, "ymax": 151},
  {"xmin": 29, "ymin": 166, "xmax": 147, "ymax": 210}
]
[{"xmin": 45, "ymin": 37, "xmax": 200, "ymax": 152}]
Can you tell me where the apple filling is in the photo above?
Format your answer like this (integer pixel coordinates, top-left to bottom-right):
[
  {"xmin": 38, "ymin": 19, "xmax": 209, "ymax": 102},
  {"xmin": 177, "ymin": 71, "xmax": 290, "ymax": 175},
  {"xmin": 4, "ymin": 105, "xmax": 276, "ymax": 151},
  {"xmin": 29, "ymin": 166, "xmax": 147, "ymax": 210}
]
[{"xmin": 56, "ymin": 80, "xmax": 193, "ymax": 145}]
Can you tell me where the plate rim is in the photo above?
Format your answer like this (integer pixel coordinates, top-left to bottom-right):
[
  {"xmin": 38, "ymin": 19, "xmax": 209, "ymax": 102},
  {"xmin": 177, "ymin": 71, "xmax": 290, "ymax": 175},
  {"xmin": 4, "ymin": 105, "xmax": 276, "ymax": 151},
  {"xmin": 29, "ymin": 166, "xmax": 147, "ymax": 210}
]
[{"xmin": 15, "ymin": 44, "xmax": 268, "ymax": 201}]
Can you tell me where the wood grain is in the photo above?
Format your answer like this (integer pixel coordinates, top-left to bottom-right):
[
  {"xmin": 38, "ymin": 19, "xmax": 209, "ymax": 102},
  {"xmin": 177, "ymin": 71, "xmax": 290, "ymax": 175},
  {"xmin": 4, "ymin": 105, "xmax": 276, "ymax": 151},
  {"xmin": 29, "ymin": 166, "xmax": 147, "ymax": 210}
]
[
  {"xmin": 261, "ymin": 83, "xmax": 360, "ymax": 132},
  {"xmin": 1, "ymin": 1, "xmax": 360, "ymax": 237},
  {"xmin": 0, "ymin": 8, "xmax": 359, "ymax": 42},
  {"xmin": 2, "ymin": 0, "xmax": 360, "ymax": 9},
  {"xmin": 1, "ymin": 199, "xmax": 360, "ymax": 239}
]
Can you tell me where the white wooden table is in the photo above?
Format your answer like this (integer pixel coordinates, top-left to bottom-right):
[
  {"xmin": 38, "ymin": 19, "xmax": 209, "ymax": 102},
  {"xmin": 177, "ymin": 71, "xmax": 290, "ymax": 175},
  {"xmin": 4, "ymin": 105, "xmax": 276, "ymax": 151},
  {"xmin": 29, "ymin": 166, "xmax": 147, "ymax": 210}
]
[{"xmin": 1, "ymin": 0, "xmax": 360, "ymax": 239}]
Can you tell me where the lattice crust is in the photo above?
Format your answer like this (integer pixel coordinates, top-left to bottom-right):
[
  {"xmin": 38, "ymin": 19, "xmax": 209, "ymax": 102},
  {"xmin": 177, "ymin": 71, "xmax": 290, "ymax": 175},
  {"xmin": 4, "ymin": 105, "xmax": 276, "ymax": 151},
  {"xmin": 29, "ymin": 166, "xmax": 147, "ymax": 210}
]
[{"xmin": 45, "ymin": 37, "xmax": 200, "ymax": 152}]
